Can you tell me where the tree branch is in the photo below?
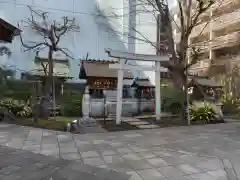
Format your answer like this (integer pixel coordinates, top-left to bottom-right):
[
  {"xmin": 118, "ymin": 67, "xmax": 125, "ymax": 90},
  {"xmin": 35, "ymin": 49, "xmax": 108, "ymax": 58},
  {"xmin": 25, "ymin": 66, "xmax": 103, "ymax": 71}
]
[
  {"xmin": 54, "ymin": 17, "xmax": 79, "ymax": 45},
  {"xmin": 56, "ymin": 47, "xmax": 75, "ymax": 60},
  {"xmin": 40, "ymin": 62, "xmax": 49, "ymax": 76},
  {"xmin": 18, "ymin": 29, "xmax": 47, "ymax": 52},
  {"xmin": 187, "ymin": 0, "xmax": 215, "ymax": 36}
]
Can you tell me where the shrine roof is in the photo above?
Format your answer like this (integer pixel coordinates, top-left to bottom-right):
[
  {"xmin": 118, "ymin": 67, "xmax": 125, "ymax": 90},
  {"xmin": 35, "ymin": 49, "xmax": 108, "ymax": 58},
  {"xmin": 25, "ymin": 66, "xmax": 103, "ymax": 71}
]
[
  {"xmin": 132, "ymin": 78, "xmax": 154, "ymax": 87},
  {"xmin": 0, "ymin": 18, "xmax": 21, "ymax": 43},
  {"xmin": 79, "ymin": 59, "xmax": 134, "ymax": 79}
]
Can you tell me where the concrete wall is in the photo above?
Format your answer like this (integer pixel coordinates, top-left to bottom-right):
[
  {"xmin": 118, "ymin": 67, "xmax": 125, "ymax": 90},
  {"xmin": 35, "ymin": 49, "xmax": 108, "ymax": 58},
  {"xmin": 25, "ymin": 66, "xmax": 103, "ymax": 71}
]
[
  {"xmin": 0, "ymin": 0, "xmax": 128, "ymax": 82},
  {"xmin": 90, "ymin": 98, "xmax": 154, "ymax": 117},
  {"xmin": 0, "ymin": 0, "xmax": 158, "ymax": 83}
]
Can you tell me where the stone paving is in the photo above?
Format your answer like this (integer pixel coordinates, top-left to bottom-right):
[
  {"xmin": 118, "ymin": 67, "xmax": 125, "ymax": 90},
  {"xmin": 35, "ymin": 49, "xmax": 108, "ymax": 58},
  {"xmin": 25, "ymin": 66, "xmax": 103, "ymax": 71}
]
[
  {"xmin": 0, "ymin": 145, "xmax": 130, "ymax": 180},
  {"xmin": 1, "ymin": 122, "xmax": 240, "ymax": 179}
]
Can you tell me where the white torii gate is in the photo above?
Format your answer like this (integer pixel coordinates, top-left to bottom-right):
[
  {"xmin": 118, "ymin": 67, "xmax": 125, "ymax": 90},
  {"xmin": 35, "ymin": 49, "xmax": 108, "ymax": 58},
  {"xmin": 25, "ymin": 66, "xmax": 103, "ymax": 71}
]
[{"xmin": 105, "ymin": 48, "xmax": 169, "ymax": 124}]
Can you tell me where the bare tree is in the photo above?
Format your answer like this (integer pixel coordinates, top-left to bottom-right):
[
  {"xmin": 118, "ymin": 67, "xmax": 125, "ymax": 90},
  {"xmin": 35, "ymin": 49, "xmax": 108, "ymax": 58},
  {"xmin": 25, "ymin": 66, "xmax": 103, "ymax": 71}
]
[
  {"xmin": 18, "ymin": 6, "xmax": 79, "ymax": 120},
  {"xmin": 19, "ymin": 6, "xmax": 79, "ymax": 95},
  {"xmin": 96, "ymin": 0, "xmax": 219, "ymax": 86}
]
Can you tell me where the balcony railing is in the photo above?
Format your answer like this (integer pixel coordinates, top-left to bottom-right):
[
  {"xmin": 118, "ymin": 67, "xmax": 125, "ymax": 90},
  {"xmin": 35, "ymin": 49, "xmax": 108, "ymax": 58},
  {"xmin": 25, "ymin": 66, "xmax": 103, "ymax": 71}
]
[
  {"xmin": 212, "ymin": 0, "xmax": 240, "ymax": 18},
  {"xmin": 212, "ymin": 31, "xmax": 240, "ymax": 49},
  {"xmin": 211, "ymin": 55, "xmax": 240, "ymax": 66},
  {"xmin": 211, "ymin": 0, "xmax": 232, "ymax": 10},
  {"xmin": 173, "ymin": 3, "xmax": 240, "ymax": 36},
  {"xmin": 187, "ymin": 32, "xmax": 239, "ymax": 54},
  {"xmin": 212, "ymin": 9, "xmax": 240, "ymax": 30}
]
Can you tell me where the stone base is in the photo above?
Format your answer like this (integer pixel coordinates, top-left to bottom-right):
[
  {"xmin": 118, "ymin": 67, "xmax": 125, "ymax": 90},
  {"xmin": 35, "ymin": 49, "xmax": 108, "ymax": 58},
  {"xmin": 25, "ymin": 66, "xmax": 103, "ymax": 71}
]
[{"xmin": 78, "ymin": 117, "xmax": 99, "ymax": 127}]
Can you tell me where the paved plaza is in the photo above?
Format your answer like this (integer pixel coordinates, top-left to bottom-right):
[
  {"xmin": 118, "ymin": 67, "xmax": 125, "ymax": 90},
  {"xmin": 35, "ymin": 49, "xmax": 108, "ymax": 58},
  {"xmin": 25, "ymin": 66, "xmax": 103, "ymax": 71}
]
[{"xmin": 1, "ymin": 122, "xmax": 240, "ymax": 179}]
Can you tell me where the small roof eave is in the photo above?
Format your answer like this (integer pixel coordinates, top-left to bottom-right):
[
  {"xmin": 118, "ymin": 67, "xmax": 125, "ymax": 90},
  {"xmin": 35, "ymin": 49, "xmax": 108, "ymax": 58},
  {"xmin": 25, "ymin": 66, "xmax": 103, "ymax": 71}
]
[
  {"xmin": 0, "ymin": 18, "xmax": 21, "ymax": 36},
  {"xmin": 79, "ymin": 59, "xmax": 134, "ymax": 79}
]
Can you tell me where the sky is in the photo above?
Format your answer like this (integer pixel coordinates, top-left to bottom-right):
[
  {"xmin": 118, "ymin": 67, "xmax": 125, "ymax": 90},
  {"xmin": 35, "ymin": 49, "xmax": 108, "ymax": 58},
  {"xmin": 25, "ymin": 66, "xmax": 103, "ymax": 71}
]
[{"xmin": 167, "ymin": 0, "xmax": 177, "ymax": 8}]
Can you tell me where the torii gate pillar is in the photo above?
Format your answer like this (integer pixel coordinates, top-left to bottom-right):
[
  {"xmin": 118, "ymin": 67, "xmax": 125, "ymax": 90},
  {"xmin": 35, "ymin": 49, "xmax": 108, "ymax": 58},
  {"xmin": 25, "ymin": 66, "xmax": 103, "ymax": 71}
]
[
  {"xmin": 155, "ymin": 61, "xmax": 161, "ymax": 121},
  {"xmin": 116, "ymin": 59, "xmax": 124, "ymax": 125}
]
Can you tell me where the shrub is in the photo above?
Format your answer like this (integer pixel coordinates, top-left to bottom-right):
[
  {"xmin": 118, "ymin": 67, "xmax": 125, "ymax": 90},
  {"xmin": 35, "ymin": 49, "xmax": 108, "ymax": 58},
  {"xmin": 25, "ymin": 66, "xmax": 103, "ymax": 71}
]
[
  {"xmin": 60, "ymin": 93, "xmax": 82, "ymax": 117},
  {"xmin": 0, "ymin": 99, "xmax": 32, "ymax": 117},
  {"xmin": 161, "ymin": 87, "xmax": 185, "ymax": 114},
  {"xmin": 0, "ymin": 80, "xmax": 32, "ymax": 102},
  {"xmin": 190, "ymin": 101, "xmax": 216, "ymax": 123},
  {"xmin": 221, "ymin": 97, "xmax": 240, "ymax": 115}
]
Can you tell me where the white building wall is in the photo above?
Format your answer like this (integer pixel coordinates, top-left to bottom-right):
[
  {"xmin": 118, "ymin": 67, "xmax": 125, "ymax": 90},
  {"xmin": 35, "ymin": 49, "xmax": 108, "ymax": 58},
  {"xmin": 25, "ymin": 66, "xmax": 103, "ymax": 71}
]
[
  {"xmin": 0, "ymin": 0, "xmax": 158, "ymax": 83},
  {"xmin": 134, "ymin": 1, "xmax": 157, "ymax": 85}
]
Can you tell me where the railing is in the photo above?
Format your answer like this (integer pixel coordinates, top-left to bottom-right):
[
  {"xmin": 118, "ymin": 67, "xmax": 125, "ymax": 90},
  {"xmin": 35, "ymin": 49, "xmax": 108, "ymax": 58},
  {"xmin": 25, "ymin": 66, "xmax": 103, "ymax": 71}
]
[
  {"xmin": 175, "ymin": 6, "xmax": 240, "ymax": 37},
  {"xmin": 212, "ymin": 31, "xmax": 240, "ymax": 49},
  {"xmin": 189, "ymin": 59, "xmax": 210, "ymax": 70},
  {"xmin": 211, "ymin": 55, "xmax": 240, "ymax": 66},
  {"xmin": 212, "ymin": 9, "xmax": 240, "ymax": 30},
  {"xmin": 211, "ymin": 0, "xmax": 232, "ymax": 10}
]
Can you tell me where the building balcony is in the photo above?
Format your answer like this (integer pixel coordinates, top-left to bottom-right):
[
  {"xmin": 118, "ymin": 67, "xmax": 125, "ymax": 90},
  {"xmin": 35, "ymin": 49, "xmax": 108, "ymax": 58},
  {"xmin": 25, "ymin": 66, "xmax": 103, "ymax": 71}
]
[
  {"xmin": 206, "ymin": 54, "xmax": 240, "ymax": 75},
  {"xmin": 212, "ymin": 9, "xmax": 240, "ymax": 30},
  {"xmin": 188, "ymin": 31, "xmax": 239, "ymax": 53},
  {"xmin": 210, "ymin": 55, "xmax": 239, "ymax": 67},
  {"xmin": 189, "ymin": 58, "xmax": 210, "ymax": 70},
  {"xmin": 211, "ymin": 0, "xmax": 232, "ymax": 11},
  {"xmin": 212, "ymin": 31, "xmax": 240, "ymax": 49},
  {"xmin": 212, "ymin": 0, "xmax": 240, "ymax": 18}
]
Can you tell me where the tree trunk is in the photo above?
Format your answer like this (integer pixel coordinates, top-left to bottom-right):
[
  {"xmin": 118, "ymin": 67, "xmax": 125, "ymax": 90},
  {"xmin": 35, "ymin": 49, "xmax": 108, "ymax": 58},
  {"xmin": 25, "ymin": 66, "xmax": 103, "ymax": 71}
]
[
  {"xmin": 183, "ymin": 73, "xmax": 189, "ymax": 124},
  {"xmin": 40, "ymin": 47, "xmax": 54, "ymax": 119},
  {"xmin": 45, "ymin": 47, "xmax": 54, "ymax": 96},
  {"xmin": 171, "ymin": 69, "xmax": 189, "ymax": 122},
  {"xmin": 171, "ymin": 71, "xmax": 185, "ymax": 89}
]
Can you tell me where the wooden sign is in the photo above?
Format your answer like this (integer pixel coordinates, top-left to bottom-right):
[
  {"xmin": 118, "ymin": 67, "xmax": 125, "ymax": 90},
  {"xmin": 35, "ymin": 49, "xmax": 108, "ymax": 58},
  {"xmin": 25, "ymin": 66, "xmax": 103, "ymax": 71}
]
[{"xmin": 88, "ymin": 78, "xmax": 117, "ymax": 89}]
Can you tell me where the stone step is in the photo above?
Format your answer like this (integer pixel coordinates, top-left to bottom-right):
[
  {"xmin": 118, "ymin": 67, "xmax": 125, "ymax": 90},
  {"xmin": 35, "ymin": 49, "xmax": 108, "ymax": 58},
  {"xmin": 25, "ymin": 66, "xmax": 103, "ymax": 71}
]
[
  {"xmin": 138, "ymin": 124, "xmax": 159, "ymax": 129},
  {"xmin": 122, "ymin": 118, "xmax": 141, "ymax": 122},
  {"xmin": 127, "ymin": 121, "xmax": 150, "ymax": 126}
]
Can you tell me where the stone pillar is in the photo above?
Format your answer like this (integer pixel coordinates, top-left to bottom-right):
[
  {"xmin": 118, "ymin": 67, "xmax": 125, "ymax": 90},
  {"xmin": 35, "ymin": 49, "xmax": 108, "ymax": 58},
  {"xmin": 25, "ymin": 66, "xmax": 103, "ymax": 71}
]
[
  {"xmin": 82, "ymin": 86, "xmax": 90, "ymax": 118},
  {"xmin": 78, "ymin": 85, "xmax": 98, "ymax": 127}
]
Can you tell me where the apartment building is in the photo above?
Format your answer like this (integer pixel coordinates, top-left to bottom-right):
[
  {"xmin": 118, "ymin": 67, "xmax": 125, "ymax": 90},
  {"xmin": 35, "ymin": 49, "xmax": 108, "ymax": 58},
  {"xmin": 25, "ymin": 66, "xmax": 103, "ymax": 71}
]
[{"xmin": 172, "ymin": 0, "xmax": 240, "ymax": 76}]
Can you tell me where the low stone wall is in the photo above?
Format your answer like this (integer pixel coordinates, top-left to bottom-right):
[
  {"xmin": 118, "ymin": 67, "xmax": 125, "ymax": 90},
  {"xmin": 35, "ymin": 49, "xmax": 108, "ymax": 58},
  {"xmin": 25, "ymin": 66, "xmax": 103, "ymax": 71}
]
[{"xmin": 90, "ymin": 98, "xmax": 155, "ymax": 117}]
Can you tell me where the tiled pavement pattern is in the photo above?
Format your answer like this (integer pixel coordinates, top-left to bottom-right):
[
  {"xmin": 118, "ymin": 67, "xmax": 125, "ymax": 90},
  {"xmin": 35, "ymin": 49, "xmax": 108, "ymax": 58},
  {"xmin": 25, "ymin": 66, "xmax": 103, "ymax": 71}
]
[
  {"xmin": 0, "ymin": 145, "xmax": 130, "ymax": 180},
  {"xmin": 1, "ymin": 123, "xmax": 240, "ymax": 179}
]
